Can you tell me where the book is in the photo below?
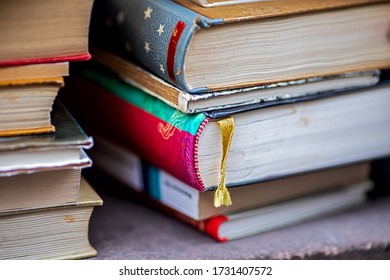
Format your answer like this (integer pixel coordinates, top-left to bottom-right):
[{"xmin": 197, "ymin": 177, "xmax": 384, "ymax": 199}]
[
  {"xmin": 92, "ymin": 49, "xmax": 380, "ymax": 113},
  {"xmin": 0, "ymin": 62, "xmax": 69, "ymax": 83},
  {"xmin": 0, "ymin": 77, "xmax": 64, "ymax": 136},
  {"xmin": 61, "ymin": 67, "xmax": 390, "ymax": 203},
  {"xmin": 0, "ymin": 101, "xmax": 93, "ymax": 176},
  {"xmin": 91, "ymin": 136, "xmax": 371, "ymax": 221},
  {"xmin": 192, "ymin": 181, "xmax": 371, "ymax": 242},
  {"xmin": 90, "ymin": 0, "xmax": 390, "ymax": 92},
  {"xmin": 0, "ymin": 177, "xmax": 103, "ymax": 260},
  {"xmin": 0, "ymin": 164, "xmax": 89, "ymax": 214},
  {"xmin": 0, "ymin": 0, "xmax": 94, "ymax": 66}
]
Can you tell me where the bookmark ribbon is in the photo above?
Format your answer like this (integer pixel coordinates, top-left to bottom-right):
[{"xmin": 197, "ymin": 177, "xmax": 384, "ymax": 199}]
[{"xmin": 214, "ymin": 116, "xmax": 235, "ymax": 207}]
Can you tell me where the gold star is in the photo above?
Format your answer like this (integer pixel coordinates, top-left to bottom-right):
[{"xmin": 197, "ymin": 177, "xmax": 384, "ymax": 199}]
[
  {"xmin": 157, "ymin": 24, "xmax": 165, "ymax": 36},
  {"xmin": 117, "ymin": 11, "xmax": 125, "ymax": 24},
  {"xmin": 176, "ymin": 69, "xmax": 182, "ymax": 76},
  {"xmin": 144, "ymin": 41, "xmax": 151, "ymax": 53},
  {"xmin": 144, "ymin": 7, "xmax": 153, "ymax": 19},
  {"xmin": 160, "ymin": 64, "xmax": 165, "ymax": 74}
]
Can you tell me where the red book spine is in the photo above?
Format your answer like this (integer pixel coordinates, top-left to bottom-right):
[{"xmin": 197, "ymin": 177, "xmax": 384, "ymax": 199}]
[{"xmin": 63, "ymin": 75, "xmax": 207, "ymax": 191}]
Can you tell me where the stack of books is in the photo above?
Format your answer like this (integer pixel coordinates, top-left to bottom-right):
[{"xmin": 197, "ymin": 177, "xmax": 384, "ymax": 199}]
[
  {"xmin": 0, "ymin": 0, "xmax": 102, "ymax": 259},
  {"xmin": 63, "ymin": 0, "xmax": 390, "ymax": 241}
]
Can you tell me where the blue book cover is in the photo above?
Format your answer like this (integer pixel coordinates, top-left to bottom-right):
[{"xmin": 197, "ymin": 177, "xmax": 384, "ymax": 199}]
[{"xmin": 90, "ymin": 0, "xmax": 390, "ymax": 92}]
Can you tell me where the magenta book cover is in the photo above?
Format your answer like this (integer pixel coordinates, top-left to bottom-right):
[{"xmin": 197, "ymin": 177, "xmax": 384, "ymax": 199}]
[{"xmin": 63, "ymin": 67, "xmax": 209, "ymax": 192}]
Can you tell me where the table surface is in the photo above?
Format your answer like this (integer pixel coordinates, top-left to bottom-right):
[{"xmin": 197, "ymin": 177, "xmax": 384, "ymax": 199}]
[{"xmin": 86, "ymin": 171, "xmax": 390, "ymax": 260}]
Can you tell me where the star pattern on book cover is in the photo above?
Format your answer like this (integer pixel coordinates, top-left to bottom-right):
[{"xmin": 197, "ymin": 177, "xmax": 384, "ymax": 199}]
[{"xmin": 102, "ymin": 1, "xmax": 196, "ymax": 86}]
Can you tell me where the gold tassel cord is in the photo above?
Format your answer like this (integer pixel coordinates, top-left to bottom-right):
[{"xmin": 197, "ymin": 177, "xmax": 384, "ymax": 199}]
[{"xmin": 214, "ymin": 116, "xmax": 235, "ymax": 207}]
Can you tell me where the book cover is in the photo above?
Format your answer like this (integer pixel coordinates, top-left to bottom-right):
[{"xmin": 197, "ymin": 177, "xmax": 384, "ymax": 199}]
[
  {"xmin": 90, "ymin": 0, "xmax": 390, "ymax": 92},
  {"xmin": 62, "ymin": 67, "xmax": 390, "ymax": 201}
]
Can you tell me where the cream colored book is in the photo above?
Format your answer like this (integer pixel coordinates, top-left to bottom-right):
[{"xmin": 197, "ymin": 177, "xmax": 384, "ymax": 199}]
[
  {"xmin": 0, "ymin": 77, "xmax": 64, "ymax": 136},
  {"xmin": 0, "ymin": 102, "xmax": 93, "ymax": 176},
  {"xmin": 0, "ymin": 62, "xmax": 69, "ymax": 82},
  {"xmin": 93, "ymin": 49, "xmax": 380, "ymax": 113},
  {"xmin": 91, "ymin": 137, "xmax": 371, "ymax": 220},
  {"xmin": 0, "ymin": 177, "xmax": 103, "ymax": 260},
  {"xmin": 91, "ymin": 0, "xmax": 390, "ymax": 92},
  {"xmin": 0, "ymin": 166, "xmax": 87, "ymax": 214},
  {"xmin": 0, "ymin": 0, "xmax": 93, "ymax": 66}
]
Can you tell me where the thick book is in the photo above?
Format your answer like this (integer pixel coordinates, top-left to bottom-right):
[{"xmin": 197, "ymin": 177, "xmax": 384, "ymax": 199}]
[
  {"xmin": 0, "ymin": 177, "xmax": 103, "ymax": 260},
  {"xmin": 62, "ymin": 67, "xmax": 390, "ymax": 197},
  {"xmin": 91, "ymin": 136, "xmax": 371, "ymax": 221},
  {"xmin": 0, "ymin": 165, "xmax": 88, "ymax": 214},
  {"xmin": 0, "ymin": 101, "xmax": 93, "ymax": 176},
  {"xmin": 92, "ymin": 49, "xmax": 380, "ymax": 113},
  {"xmin": 0, "ymin": 77, "xmax": 64, "ymax": 136},
  {"xmin": 90, "ymin": 0, "xmax": 390, "ymax": 92},
  {"xmin": 0, "ymin": 0, "xmax": 94, "ymax": 66}
]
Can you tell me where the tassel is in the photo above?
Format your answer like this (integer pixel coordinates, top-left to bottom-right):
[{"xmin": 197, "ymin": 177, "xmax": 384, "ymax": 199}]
[{"xmin": 214, "ymin": 116, "xmax": 235, "ymax": 207}]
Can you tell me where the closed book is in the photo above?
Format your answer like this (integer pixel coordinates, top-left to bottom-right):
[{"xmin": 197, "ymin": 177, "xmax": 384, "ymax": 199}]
[
  {"xmin": 92, "ymin": 49, "xmax": 380, "ymax": 114},
  {"xmin": 0, "ymin": 101, "xmax": 93, "ymax": 176},
  {"xmin": 0, "ymin": 77, "xmax": 64, "ymax": 136},
  {"xmin": 90, "ymin": 0, "xmax": 390, "ymax": 92},
  {"xmin": 0, "ymin": 177, "xmax": 103, "ymax": 260},
  {"xmin": 91, "ymin": 136, "xmax": 371, "ymax": 221},
  {"xmin": 62, "ymin": 67, "xmax": 390, "ymax": 198},
  {"xmin": 0, "ymin": 62, "xmax": 69, "ymax": 83},
  {"xmin": 0, "ymin": 0, "xmax": 94, "ymax": 66},
  {"xmin": 87, "ymin": 141, "xmax": 371, "ymax": 242},
  {"xmin": 157, "ymin": 181, "xmax": 371, "ymax": 242}
]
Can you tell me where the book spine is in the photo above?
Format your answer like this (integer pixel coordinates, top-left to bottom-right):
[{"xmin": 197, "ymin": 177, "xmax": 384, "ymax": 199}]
[
  {"xmin": 91, "ymin": 0, "xmax": 222, "ymax": 92},
  {"xmin": 67, "ymin": 68, "xmax": 208, "ymax": 191}
]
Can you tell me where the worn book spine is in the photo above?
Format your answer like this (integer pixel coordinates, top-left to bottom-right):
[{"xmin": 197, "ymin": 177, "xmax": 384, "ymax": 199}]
[
  {"xmin": 91, "ymin": 0, "xmax": 219, "ymax": 93},
  {"xmin": 65, "ymin": 68, "xmax": 209, "ymax": 192}
]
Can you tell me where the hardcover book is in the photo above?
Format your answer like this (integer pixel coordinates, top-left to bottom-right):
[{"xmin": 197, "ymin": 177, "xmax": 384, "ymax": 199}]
[
  {"xmin": 0, "ymin": 77, "xmax": 64, "ymax": 136},
  {"xmin": 62, "ymin": 67, "xmax": 390, "ymax": 202},
  {"xmin": 0, "ymin": 0, "xmax": 94, "ymax": 66},
  {"xmin": 0, "ymin": 167, "xmax": 85, "ymax": 214},
  {"xmin": 0, "ymin": 177, "xmax": 103, "ymax": 259},
  {"xmin": 0, "ymin": 101, "xmax": 93, "ymax": 176},
  {"xmin": 91, "ymin": 136, "xmax": 371, "ymax": 221},
  {"xmin": 92, "ymin": 49, "xmax": 380, "ymax": 113},
  {"xmin": 90, "ymin": 0, "xmax": 390, "ymax": 92},
  {"xmin": 0, "ymin": 62, "xmax": 69, "ymax": 83}
]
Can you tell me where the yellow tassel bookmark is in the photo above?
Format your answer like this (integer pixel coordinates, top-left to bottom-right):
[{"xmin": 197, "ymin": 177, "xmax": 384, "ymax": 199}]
[{"xmin": 214, "ymin": 116, "xmax": 235, "ymax": 207}]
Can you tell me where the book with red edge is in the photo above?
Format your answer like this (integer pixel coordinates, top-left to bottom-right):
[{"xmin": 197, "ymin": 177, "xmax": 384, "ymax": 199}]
[{"xmin": 0, "ymin": 0, "xmax": 94, "ymax": 67}]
